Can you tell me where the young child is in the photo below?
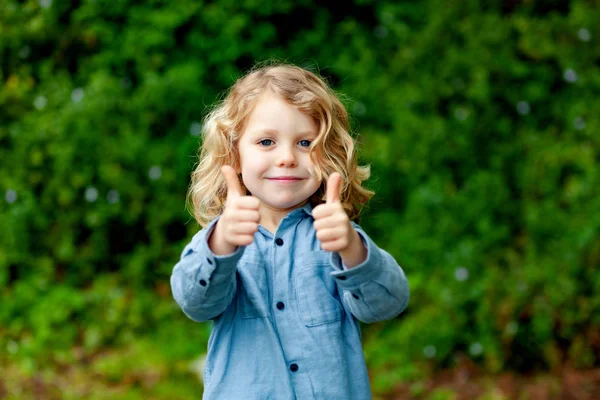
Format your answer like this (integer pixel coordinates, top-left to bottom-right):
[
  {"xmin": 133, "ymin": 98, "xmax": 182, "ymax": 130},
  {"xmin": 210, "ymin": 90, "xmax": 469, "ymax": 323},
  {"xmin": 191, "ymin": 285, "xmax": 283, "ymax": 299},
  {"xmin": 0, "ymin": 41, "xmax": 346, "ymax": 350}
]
[{"xmin": 170, "ymin": 63, "xmax": 409, "ymax": 399}]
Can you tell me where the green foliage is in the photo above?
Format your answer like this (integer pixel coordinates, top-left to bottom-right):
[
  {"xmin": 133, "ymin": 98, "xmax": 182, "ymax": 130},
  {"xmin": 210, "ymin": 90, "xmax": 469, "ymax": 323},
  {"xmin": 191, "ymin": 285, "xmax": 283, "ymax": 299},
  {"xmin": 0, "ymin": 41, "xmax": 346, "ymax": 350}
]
[{"xmin": 1, "ymin": 0, "xmax": 598, "ymax": 396}]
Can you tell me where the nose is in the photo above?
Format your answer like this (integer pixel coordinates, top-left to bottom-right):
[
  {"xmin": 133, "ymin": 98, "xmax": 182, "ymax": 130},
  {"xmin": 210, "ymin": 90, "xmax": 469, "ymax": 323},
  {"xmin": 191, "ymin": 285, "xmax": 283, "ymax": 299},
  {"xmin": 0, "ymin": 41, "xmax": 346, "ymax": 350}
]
[{"xmin": 276, "ymin": 145, "xmax": 297, "ymax": 168}]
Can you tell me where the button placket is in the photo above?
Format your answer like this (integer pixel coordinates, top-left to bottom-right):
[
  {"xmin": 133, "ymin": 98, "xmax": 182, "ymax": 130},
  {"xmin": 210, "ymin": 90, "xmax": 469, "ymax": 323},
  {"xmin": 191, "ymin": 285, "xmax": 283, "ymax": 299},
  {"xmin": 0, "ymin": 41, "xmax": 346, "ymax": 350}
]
[{"xmin": 273, "ymin": 236, "xmax": 286, "ymax": 315}]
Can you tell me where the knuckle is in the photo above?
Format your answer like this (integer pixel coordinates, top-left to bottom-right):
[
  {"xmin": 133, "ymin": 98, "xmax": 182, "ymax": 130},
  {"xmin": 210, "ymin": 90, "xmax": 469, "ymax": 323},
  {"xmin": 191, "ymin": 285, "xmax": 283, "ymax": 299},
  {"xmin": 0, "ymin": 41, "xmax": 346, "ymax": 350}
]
[
  {"xmin": 323, "ymin": 243, "xmax": 336, "ymax": 252},
  {"xmin": 237, "ymin": 235, "xmax": 251, "ymax": 246},
  {"xmin": 240, "ymin": 224, "xmax": 254, "ymax": 234},
  {"xmin": 248, "ymin": 197, "xmax": 260, "ymax": 208}
]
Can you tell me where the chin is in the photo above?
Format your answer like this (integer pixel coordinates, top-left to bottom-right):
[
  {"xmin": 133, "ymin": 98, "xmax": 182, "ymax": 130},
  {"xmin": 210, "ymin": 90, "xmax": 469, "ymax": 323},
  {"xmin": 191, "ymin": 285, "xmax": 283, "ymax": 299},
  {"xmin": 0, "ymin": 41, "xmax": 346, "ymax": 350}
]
[{"xmin": 268, "ymin": 198, "xmax": 305, "ymax": 210}]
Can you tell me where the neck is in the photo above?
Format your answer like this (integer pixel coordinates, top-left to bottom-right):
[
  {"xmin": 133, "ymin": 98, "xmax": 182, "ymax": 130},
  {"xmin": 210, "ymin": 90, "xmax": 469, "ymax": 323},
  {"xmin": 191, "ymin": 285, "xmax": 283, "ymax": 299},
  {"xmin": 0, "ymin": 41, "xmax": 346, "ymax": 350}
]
[{"xmin": 259, "ymin": 201, "xmax": 307, "ymax": 234}]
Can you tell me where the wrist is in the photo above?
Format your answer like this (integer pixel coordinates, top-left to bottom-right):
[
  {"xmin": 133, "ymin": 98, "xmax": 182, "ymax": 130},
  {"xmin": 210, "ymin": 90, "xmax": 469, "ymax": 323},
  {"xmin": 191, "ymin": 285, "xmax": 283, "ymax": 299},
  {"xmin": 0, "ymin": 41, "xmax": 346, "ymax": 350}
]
[
  {"xmin": 208, "ymin": 220, "xmax": 237, "ymax": 255},
  {"xmin": 338, "ymin": 229, "xmax": 367, "ymax": 268}
]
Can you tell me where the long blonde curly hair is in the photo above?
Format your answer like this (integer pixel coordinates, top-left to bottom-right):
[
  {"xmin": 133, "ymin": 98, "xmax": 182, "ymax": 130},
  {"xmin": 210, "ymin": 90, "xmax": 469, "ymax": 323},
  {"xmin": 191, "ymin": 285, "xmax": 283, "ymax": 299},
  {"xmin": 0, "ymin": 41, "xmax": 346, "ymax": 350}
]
[{"xmin": 188, "ymin": 62, "xmax": 374, "ymax": 227}]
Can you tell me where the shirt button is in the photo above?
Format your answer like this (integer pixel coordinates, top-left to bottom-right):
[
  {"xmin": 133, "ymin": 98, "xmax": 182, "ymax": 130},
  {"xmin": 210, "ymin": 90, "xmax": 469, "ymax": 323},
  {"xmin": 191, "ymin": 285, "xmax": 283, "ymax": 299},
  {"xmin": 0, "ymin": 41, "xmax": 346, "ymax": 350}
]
[
  {"xmin": 275, "ymin": 238, "xmax": 284, "ymax": 246},
  {"xmin": 199, "ymin": 279, "xmax": 207, "ymax": 286},
  {"xmin": 276, "ymin": 302, "xmax": 285, "ymax": 310},
  {"xmin": 289, "ymin": 363, "xmax": 299, "ymax": 372}
]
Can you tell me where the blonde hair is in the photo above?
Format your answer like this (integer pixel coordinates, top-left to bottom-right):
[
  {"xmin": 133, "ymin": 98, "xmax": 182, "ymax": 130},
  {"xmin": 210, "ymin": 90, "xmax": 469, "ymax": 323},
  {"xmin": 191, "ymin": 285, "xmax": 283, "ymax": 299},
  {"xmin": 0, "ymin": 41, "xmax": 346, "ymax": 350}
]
[{"xmin": 188, "ymin": 62, "xmax": 374, "ymax": 227}]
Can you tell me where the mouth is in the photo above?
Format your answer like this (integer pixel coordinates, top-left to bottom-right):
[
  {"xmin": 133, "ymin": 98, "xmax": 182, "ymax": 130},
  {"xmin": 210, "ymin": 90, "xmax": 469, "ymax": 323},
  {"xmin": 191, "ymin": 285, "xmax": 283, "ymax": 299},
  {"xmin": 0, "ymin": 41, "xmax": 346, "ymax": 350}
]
[{"xmin": 266, "ymin": 177, "xmax": 304, "ymax": 182}]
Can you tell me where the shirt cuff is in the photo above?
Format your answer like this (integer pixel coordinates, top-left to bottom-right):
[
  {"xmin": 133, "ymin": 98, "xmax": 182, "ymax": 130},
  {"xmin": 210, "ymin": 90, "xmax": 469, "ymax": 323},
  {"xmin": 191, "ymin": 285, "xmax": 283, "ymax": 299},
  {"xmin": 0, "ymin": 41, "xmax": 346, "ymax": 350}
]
[
  {"xmin": 329, "ymin": 229, "xmax": 385, "ymax": 290},
  {"xmin": 188, "ymin": 216, "xmax": 246, "ymax": 286}
]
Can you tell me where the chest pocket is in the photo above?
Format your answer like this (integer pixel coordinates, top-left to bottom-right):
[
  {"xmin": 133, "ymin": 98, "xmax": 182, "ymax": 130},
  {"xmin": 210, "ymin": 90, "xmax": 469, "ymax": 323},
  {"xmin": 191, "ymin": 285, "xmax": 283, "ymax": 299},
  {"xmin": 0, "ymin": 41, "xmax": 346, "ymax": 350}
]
[
  {"xmin": 237, "ymin": 250, "xmax": 269, "ymax": 319},
  {"xmin": 294, "ymin": 250, "xmax": 344, "ymax": 327}
]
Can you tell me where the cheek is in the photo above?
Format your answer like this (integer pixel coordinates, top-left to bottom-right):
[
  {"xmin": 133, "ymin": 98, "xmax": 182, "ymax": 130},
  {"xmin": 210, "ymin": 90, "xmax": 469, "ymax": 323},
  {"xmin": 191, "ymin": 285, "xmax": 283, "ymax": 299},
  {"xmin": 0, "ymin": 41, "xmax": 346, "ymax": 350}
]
[
  {"xmin": 241, "ymin": 157, "xmax": 268, "ymax": 175},
  {"xmin": 305, "ymin": 157, "xmax": 321, "ymax": 180}
]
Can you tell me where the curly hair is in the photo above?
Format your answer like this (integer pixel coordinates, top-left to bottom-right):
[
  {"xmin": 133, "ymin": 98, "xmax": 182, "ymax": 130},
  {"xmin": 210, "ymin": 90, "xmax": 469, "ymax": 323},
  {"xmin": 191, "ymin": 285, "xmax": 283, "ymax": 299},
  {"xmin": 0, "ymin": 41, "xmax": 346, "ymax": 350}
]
[{"xmin": 188, "ymin": 62, "xmax": 374, "ymax": 227}]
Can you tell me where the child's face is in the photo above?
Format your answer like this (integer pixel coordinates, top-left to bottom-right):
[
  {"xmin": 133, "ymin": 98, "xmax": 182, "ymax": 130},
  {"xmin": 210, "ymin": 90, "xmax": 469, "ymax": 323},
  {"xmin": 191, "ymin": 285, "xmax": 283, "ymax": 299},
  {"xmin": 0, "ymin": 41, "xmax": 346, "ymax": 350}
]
[{"xmin": 237, "ymin": 92, "xmax": 321, "ymax": 214}]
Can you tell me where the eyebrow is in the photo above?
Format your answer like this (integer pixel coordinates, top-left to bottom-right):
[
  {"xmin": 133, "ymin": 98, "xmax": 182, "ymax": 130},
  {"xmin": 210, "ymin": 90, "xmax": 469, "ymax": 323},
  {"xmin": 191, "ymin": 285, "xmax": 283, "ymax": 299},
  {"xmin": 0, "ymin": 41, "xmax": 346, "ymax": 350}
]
[{"xmin": 248, "ymin": 128, "xmax": 317, "ymax": 138}]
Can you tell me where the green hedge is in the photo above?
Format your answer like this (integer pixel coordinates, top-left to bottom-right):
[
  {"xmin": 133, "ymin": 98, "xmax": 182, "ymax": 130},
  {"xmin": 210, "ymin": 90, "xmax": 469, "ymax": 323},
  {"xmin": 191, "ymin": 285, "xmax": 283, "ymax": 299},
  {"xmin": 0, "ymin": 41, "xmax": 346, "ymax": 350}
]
[{"xmin": 1, "ymin": 0, "xmax": 598, "ymax": 395}]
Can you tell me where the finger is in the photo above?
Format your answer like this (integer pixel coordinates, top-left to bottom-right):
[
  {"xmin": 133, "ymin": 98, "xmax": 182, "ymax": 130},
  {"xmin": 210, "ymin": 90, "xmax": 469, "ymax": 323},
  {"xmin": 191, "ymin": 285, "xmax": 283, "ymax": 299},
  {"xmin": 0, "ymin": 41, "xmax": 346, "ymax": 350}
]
[
  {"xmin": 320, "ymin": 237, "xmax": 346, "ymax": 252},
  {"xmin": 326, "ymin": 172, "xmax": 342, "ymax": 204},
  {"xmin": 316, "ymin": 227, "xmax": 342, "ymax": 242},
  {"xmin": 232, "ymin": 222, "xmax": 259, "ymax": 235},
  {"xmin": 233, "ymin": 234, "xmax": 255, "ymax": 247},
  {"xmin": 312, "ymin": 203, "xmax": 336, "ymax": 220},
  {"xmin": 232, "ymin": 209, "xmax": 260, "ymax": 223},
  {"xmin": 236, "ymin": 196, "xmax": 261, "ymax": 210},
  {"xmin": 313, "ymin": 214, "xmax": 338, "ymax": 231},
  {"xmin": 222, "ymin": 165, "xmax": 243, "ymax": 200}
]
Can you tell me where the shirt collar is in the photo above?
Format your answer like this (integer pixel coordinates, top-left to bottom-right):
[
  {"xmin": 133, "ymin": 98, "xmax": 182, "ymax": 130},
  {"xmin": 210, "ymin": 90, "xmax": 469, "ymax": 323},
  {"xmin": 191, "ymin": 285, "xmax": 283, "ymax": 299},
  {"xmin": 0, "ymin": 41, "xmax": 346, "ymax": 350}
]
[
  {"xmin": 276, "ymin": 201, "xmax": 315, "ymax": 223},
  {"xmin": 289, "ymin": 201, "xmax": 314, "ymax": 219},
  {"xmin": 257, "ymin": 202, "xmax": 315, "ymax": 238}
]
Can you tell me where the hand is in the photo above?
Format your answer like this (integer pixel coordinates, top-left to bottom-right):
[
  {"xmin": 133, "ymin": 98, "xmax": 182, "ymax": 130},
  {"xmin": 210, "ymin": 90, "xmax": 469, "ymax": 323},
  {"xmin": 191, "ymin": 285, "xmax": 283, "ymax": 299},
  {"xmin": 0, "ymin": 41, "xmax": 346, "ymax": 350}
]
[
  {"xmin": 312, "ymin": 173, "xmax": 358, "ymax": 253},
  {"xmin": 209, "ymin": 166, "xmax": 260, "ymax": 254}
]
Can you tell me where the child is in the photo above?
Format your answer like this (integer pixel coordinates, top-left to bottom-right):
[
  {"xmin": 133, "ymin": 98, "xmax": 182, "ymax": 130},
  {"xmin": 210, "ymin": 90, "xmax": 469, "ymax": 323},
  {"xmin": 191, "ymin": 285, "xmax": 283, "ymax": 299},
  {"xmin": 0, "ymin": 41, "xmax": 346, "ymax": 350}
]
[{"xmin": 170, "ymin": 63, "xmax": 409, "ymax": 399}]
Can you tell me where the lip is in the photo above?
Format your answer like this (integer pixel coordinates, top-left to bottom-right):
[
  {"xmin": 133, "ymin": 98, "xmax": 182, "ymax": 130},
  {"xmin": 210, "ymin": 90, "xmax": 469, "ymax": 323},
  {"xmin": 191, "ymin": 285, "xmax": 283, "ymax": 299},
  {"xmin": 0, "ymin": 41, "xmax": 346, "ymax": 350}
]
[{"xmin": 266, "ymin": 177, "xmax": 304, "ymax": 181}]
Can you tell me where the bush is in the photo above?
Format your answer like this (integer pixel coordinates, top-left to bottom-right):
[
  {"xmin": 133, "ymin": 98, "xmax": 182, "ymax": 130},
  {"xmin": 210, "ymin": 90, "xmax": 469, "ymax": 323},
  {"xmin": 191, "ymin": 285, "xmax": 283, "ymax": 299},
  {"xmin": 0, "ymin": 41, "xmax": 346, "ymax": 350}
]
[{"xmin": 1, "ymin": 0, "xmax": 598, "ymax": 395}]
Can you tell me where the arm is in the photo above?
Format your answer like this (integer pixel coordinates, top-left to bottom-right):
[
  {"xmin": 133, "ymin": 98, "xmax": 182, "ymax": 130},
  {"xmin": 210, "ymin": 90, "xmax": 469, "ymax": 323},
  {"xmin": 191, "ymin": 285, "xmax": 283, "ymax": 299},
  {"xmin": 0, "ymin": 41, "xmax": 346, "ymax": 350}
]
[
  {"xmin": 171, "ymin": 166, "xmax": 260, "ymax": 322},
  {"xmin": 330, "ymin": 223, "xmax": 409, "ymax": 323},
  {"xmin": 170, "ymin": 217, "xmax": 245, "ymax": 322}
]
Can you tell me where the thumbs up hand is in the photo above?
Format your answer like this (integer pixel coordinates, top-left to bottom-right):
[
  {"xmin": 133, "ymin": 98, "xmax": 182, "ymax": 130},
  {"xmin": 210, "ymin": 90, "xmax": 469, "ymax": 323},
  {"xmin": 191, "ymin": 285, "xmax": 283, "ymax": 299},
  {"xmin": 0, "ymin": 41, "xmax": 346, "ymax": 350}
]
[
  {"xmin": 208, "ymin": 166, "xmax": 260, "ymax": 255},
  {"xmin": 312, "ymin": 173, "xmax": 364, "ymax": 264}
]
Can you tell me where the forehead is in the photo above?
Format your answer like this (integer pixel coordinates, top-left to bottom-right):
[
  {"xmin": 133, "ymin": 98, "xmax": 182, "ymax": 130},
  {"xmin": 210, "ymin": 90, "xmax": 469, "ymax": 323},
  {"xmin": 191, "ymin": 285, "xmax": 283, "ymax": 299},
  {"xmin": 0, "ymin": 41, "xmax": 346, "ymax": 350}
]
[{"xmin": 242, "ymin": 93, "xmax": 317, "ymax": 137}]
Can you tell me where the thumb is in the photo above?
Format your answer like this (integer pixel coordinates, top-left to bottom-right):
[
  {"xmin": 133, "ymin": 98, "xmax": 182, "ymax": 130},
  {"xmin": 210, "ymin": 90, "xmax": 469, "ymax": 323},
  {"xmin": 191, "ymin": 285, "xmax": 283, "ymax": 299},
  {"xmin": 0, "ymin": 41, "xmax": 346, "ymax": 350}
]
[
  {"xmin": 222, "ymin": 165, "xmax": 243, "ymax": 200},
  {"xmin": 326, "ymin": 172, "xmax": 342, "ymax": 204}
]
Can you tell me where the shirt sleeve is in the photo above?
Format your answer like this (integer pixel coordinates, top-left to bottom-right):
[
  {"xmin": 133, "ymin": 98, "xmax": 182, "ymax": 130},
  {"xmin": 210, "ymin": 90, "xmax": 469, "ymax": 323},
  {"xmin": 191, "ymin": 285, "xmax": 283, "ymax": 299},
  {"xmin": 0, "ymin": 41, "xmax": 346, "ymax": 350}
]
[
  {"xmin": 170, "ymin": 217, "xmax": 245, "ymax": 322},
  {"xmin": 329, "ymin": 223, "xmax": 410, "ymax": 323}
]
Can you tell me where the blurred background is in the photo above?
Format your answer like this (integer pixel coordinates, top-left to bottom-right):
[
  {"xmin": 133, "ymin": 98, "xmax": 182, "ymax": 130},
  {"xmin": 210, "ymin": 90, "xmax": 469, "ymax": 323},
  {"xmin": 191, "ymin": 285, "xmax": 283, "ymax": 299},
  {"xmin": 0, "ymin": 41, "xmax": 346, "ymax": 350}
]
[{"xmin": 1, "ymin": 0, "xmax": 599, "ymax": 399}]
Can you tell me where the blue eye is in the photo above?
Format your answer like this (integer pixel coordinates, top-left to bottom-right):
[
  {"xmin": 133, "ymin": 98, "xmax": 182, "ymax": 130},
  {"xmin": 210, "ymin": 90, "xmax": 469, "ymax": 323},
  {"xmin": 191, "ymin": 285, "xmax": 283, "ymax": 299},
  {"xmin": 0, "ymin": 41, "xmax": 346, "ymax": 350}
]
[
  {"xmin": 259, "ymin": 139, "xmax": 274, "ymax": 146},
  {"xmin": 299, "ymin": 140, "xmax": 311, "ymax": 147}
]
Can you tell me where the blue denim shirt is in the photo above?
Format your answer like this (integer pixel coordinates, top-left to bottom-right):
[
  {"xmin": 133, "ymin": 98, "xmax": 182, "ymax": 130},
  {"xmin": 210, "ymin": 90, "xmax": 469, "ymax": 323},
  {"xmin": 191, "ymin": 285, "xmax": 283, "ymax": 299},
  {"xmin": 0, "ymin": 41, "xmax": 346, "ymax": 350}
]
[{"xmin": 170, "ymin": 203, "xmax": 409, "ymax": 399}]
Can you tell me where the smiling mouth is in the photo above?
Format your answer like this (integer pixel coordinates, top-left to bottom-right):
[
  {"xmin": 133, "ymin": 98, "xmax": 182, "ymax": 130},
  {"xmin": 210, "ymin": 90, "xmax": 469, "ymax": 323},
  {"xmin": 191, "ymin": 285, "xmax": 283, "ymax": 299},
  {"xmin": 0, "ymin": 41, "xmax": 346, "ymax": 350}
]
[{"xmin": 266, "ymin": 177, "xmax": 303, "ymax": 181}]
